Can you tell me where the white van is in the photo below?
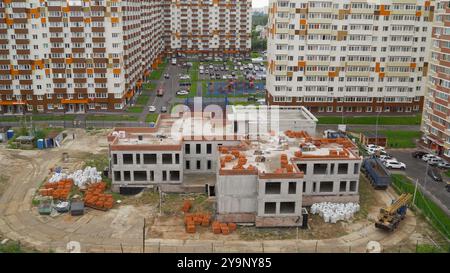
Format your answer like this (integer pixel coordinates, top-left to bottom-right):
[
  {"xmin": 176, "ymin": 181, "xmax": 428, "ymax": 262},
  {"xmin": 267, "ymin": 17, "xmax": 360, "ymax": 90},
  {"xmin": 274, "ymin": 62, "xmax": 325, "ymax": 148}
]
[{"xmin": 171, "ymin": 58, "xmax": 177, "ymax": 65}]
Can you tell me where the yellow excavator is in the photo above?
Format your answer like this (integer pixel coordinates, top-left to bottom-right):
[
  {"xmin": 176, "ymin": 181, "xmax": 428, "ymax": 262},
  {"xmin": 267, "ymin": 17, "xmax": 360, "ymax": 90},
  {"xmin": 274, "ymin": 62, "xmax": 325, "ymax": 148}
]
[{"xmin": 375, "ymin": 193, "xmax": 412, "ymax": 232}]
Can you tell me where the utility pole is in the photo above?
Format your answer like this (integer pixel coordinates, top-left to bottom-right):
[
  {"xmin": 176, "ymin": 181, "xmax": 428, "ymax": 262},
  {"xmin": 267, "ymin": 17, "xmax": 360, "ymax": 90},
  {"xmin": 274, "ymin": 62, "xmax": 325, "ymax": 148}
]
[{"xmin": 142, "ymin": 218, "xmax": 146, "ymax": 253}]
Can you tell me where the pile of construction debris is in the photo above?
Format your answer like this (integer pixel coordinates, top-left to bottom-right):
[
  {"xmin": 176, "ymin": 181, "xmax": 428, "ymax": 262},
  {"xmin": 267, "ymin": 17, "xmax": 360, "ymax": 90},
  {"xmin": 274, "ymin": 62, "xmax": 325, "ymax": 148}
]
[{"xmin": 310, "ymin": 202, "xmax": 360, "ymax": 223}]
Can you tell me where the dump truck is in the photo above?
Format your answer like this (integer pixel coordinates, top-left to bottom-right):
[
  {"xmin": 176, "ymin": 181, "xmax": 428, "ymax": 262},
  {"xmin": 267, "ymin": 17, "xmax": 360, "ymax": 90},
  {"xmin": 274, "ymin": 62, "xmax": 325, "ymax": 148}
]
[
  {"xmin": 375, "ymin": 193, "xmax": 412, "ymax": 231},
  {"xmin": 362, "ymin": 157, "xmax": 391, "ymax": 189}
]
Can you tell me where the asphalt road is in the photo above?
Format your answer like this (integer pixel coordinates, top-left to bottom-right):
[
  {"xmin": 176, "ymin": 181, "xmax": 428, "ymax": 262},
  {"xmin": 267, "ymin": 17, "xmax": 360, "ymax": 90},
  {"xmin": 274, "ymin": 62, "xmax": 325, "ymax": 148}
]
[
  {"xmin": 139, "ymin": 63, "xmax": 185, "ymax": 120},
  {"xmin": 388, "ymin": 149, "xmax": 450, "ymax": 213}
]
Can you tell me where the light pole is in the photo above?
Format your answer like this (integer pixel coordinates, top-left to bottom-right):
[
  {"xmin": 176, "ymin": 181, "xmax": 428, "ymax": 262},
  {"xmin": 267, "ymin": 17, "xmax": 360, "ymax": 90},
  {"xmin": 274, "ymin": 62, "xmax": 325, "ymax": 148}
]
[{"xmin": 375, "ymin": 112, "xmax": 381, "ymax": 146}]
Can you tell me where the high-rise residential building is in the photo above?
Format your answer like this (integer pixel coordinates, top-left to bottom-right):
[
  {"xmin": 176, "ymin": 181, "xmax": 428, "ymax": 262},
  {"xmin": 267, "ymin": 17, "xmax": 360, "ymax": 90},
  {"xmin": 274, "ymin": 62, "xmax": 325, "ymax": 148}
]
[
  {"xmin": 168, "ymin": 0, "xmax": 252, "ymax": 57},
  {"xmin": 421, "ymin": 0, "xmax": 450, "ymax": 158},
  {"xmin": 266, "ymin": 0, "xmax": 435, "ymax": 114},
  {"xmin": 0, "ymin": 0, "xmax": 251, "ymax": 115}
]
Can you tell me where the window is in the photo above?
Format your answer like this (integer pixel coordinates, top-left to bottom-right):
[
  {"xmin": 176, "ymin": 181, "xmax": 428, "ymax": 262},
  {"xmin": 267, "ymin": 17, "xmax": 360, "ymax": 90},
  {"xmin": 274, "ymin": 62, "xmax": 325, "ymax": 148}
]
[
  {"xmin": 354, "ymin": 163, "xmax": 360, "ymax": 174},
  {"xmin": 264, "ymin": 202, "xmax": 276, "ymax": 214},
  {"xmin": 313, "ymin": 163, "xmax": 327, "ymax": 174},
  {"xmin": 339, "ymin": 181, "xmax": 347, "ymax": 192},
  {"xmin": 162, "ymin": 154, "xmax": 173, "ymax": 164},
  {"xmin": 185, "ymin": 144, "xmax": 190, "ymax": 154},
  {"xmin": 144, "ymin": 154, "xmax": 157, "ymax": 164},
  {"xmin": 319, "ymin": 181, "xmax": 334, "ymax": 192},
  {"xmin": 123, "ymin": 171, "xmax": 131, "ymax": 181},
  {"xmin": 330, "ymin": 163, "xmax": 335, "ymax": 174},
  {"xmin": 133, "ymin": 171, "xmax": 147, "ymax": 181},
  {"xmin": 196, "ymin": 144, "xmax": 201, "ymax": 154},
  {"xmin": 297, "ymin": 164, "xmax": 307, "ymax": 174},
  {"xmin": 313, "ymin": 182, "xmax": 316, "ymax": 192},
  {"xmin": 136, "ymin": 154, "xmax": 140, "ymax": 165},
  {"xmin": 350, "ymin": 181, "xmax": 357, "ymax": 191},
  {"xmin": 288, "ymin": 182, "xmax": 296, "ymax": 194},
  {"xmin": 175, "ymin": 154, "xmax": 180, "ymax": 164},
  {"xmin": 114, "ymin": 171, "xmax": 121, "ymax": 181},
  {"xmin": 337, "ymin": 163, "xmax": 348, "ymax": 174},
  {"xmin": 186, "ymin": 160, "xmax": 190, "ymax": 170},
  {"xmin": 265, "ymin": 182, "xmax": 281, "ymax": 194},
  {"xmin": 303, "ymin": 182, "xmax": 306, "ymax": 193},
  {"xmin": 197, "ymin": 160, "xmax": 201, "ymax": 170},
  {"xmin": 207, "ymin": 160, "xmax": 212, "ymax": 170},
  {"xmin": 162, "ymin": 171, "xmax": 167, "ymax": 181},
  {"xmin": 280, "ymin": 202, "xmax": 295, "ymax": 214},
  {"xmin": 206, "ymin": 144, "xmax": 212, "ymax": 154},
  {"xmin": 123, "ymin": 154, "xmax": 133, "ymax": 164},
  {"xmin": 170, "ymin": 171, "xmax": 180, "ymax": 181},
  {"xmin": 113, "ymin": 154, "xmax": 117, "ymax": 165}
]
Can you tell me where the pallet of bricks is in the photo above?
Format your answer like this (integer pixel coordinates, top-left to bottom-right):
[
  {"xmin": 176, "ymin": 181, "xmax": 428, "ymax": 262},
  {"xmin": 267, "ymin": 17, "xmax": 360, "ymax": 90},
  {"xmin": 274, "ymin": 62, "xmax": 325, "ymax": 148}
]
[
  {"xmin": 184, "ymin": 212, "xmax": 211, "ymax": 233},
  {"xmin": 211, "ymin": 221, "xmax": 237, "ymax": 235},
  {"xmin": 83, "ymin": 182, "xmax": 114, "ymax": 211},
  {"xmin": 39, "ymin": 179, "xmax": 73, "ymax": 200}
]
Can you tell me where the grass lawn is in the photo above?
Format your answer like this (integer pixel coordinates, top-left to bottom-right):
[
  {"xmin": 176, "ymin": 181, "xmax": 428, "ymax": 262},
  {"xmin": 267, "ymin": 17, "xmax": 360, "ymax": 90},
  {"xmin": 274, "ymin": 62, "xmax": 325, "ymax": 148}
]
[
  {"xmin": 148, "ymin": 59, "xmax": 168, "ymax": 80},
  {"xmin": 251, "ymin": 52, "xmax": 261, "ymax": 58},
  {"xmin": 136, "ymin": 95, "xmax": 150, "ymax": 106},
  {"xmin": 142, "ymin": 82, "xmax": 157, "ymax": 91},
  {"xmin": 317, "ymin": 115, "xmax": 422, "ymax": 125},
  {"xmin": 378, "ymin": 130, "xmax": 421, "ymax": 148},
  {"xmin": 86, "ymin": 115, "xmax": 139, "ymax": 122},
  {"xmin": 146, "ymin": 113, "xmax": 159, "ymax": 123},
  {"xmin": 126, "ymin": 106, "xmax": 144, "ymax": 114},
  {"xmin": 445, "ymin": 170, "xmax": 450, "ymax": 178},
  {"xmin": 391, "ymin": 174, "xmax": 450, "ymax": 240}
]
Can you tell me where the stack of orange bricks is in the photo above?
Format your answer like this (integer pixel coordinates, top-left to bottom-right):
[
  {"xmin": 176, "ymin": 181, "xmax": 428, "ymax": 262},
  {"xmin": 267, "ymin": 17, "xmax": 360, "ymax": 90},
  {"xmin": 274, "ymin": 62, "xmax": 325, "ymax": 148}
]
[
  {"xmin": 39, "ymin": 179, "xmax": 73, "ymax": 200},
  {"xmin": 184, "ymin": 213, "xmax": 211, "ymax": 233},
  {"xmin": 181, "ymin": 200, "xmax": 191, "ymax": 213},
  {"xmin": 83, "ymin": 182, "xmax": 114, "ymax": 210},
  {"xmin": 211, "ymin": 221, "xmax": 237, "ymax": 235}
]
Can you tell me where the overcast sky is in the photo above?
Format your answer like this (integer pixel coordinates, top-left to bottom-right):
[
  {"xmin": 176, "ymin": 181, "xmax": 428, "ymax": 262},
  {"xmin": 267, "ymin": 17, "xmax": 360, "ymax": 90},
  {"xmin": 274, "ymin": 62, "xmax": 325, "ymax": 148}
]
[{"xmin": 252, "ymin": 0, "xmax": 269, "ymax": 8}]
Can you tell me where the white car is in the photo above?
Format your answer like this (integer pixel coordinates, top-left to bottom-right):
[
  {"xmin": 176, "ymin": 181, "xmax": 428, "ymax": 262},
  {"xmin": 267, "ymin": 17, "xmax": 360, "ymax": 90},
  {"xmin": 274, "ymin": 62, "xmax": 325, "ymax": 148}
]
[
  {"xmin": 199, "ymin": 65, "xmax": 204, "ymax": 70},
  {"xmin": 176, "ymin": 90, "xmax": 189, "ymax": 96},
  {"xmin": 379, "ymin": 155, "xmax": 395, "ymax": 163},
  {"xmin": 384, "ymin": 160, "xmax": 406, "ymax": 170},
  {"xmin": 179, "ymin": 75, "xmax": 190, "ymax": 80},
  {"xmin": 422, "ymin": 154, "xmax": 438, "ymax": 162},
  {"xmin": 240, "ymin": 66, "xmax": 244, "ymax": 71},
  {"xmin": 171, "ymin": 58, "xmax": 177, "ymax": 65},
  {"xmin": 199, "ymin": 70, "xmax": 204, "ymax": 74},
  {"xmin": 428, "ymin": 157, "xmax": 443, "ymax": 166},
  {"xmin": 148, "ymin": 105, "xmax": 156, "ymax": 112}
]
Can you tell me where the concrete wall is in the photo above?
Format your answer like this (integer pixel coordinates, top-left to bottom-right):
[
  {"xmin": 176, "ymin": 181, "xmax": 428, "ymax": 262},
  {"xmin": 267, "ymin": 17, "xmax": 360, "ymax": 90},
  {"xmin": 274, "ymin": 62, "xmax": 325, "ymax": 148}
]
[
  {"xmin": 257, "ymin": 178, "xmax": 303, "ymax": 218},
  {"xmin": 296, "ymin": 159, "xmax": 362, "ymax": 199},
  {"xmin": 216, "ymin": 174, "xmax": 258, "ymax": 214},
  {"xmin": 183, "ymin": 140, "xmax": 240, "ymax": 174},
  {"xmin": 110, "ymin": 150, "xmax": 183, "ymax": 192}
]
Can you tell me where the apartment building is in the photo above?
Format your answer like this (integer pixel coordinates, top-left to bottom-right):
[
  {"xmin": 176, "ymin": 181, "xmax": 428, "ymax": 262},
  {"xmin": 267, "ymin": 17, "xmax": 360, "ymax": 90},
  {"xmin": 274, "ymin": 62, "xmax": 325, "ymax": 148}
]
[
  {"xmin": 266, "ymin": 0, "xmax": 435, "ymax": 114},
  {"xmin": 168, "ymin": 0, "xmax": 252, "ymax": 57},
  {"xmin": 421, "ymin": 0, "xmax": 450, "ymax": 159},
  {"xmin": 0, "ymin": 0, "xmax": 165, "ymax": 115}
]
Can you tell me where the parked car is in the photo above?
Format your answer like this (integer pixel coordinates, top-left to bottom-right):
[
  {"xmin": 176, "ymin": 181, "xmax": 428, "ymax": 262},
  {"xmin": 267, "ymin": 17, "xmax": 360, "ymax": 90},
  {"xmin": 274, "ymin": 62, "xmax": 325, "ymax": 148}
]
[
  {"xmin": 161, "ymin": 106, "xmax": 167, "ymax": 113},
  {"xmin": 379, "ymin": 155, "xmax": 395, "ymax": 162},
  {"xmin": 199, "ymin": 70, "xmax": 204, "ymax": 74},
  {"xmin": 427, "ymin": 167, "xmax": 443, "ymax": 182},
  {"xmin": 176, "ymin": 90, "xmax": 189, "ymax": 96},
  {"xmin": 209, "ymin": 65, "xmax": 214, "ymax": 69},
  {"xmin": 148, "ymin": 105, "xmax": 156, "ymax": 112},
  {"xmin": 179, "ymin": 75, "xmax": 190, "ymax": 80},
  {"xmin": 199, "ymin": 65, "xmax": 204, "ymax": 70},
  {"xmin": 422, "ymin": 154, "xmax": 438, "ymax": 162},
  {"xmin": 171, "ymin": 58, "xmax": 177, "ymax": 65},
  {"xmin": 437, "ymin": 162, "xmax": 450, "ymax": 169},
  {"xmin": 164, "ymin": 73, "xmax": 170, "ymax": 79},
  {"xmin": 412, "ymin": 150, "xmax": 427, "ymax": 159},
  {"xmin": 383, "ymin": 160, "xmax": 406, "ymax": 170},
  {"xmin": 428, "ymin": 157, "xmax": 444, "ymax": 166}
]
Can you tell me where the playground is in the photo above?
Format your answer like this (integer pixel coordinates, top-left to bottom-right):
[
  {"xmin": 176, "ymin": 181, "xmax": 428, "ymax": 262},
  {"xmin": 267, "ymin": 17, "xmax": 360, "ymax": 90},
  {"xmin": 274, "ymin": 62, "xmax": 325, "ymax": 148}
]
[{"xmin": 204, "ymin": 80, "xmax": 266, "ymax": 97}]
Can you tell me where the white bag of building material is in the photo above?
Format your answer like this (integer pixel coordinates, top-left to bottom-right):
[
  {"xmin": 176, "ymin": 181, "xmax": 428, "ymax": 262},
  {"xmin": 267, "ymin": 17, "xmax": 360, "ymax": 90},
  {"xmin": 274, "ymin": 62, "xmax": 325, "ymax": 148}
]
[{"xmin": 312, "ymin": 202, "xmax": 359, "ymax": 223}]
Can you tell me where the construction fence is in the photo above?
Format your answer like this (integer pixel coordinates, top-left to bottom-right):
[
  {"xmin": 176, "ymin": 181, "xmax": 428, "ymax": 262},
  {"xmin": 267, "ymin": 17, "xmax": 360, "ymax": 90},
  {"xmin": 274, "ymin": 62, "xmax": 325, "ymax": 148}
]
[{"xmin": 391, "ymin": 174, "xmax": 450, "ymax": 241}]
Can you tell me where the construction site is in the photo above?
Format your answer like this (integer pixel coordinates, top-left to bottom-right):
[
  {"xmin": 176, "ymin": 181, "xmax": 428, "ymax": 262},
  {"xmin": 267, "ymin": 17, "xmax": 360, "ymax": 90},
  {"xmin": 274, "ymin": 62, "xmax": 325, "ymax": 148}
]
[{"xmin": 0, "ymin": 121, "xmax": 448, "ymax": 252}]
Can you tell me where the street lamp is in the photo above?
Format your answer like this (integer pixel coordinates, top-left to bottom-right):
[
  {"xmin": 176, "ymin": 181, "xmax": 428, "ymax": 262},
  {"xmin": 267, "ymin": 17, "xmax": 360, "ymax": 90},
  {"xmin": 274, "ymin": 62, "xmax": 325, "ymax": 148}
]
[{"xmin": 375, "ymin": 112, "xmax": 381, "ymax": 146}]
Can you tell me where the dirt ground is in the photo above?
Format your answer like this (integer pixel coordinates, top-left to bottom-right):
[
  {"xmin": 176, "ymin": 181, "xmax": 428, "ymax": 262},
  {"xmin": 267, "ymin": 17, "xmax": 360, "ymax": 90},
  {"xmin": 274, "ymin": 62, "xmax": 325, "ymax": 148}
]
[{"xmin": 0, "ymin": 128, "xmax": 448, "ymax": 252}]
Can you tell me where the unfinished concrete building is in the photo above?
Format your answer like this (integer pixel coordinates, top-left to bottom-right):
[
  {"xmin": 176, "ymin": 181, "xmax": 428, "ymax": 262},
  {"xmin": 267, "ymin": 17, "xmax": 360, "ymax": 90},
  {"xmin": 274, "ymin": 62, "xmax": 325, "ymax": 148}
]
[
  {"xmin": 107, "ymin": 107, "xmax": 362, "ymax": 227},
  {"xmin": 215, "ymin": 132, "xmax": 362, "ymax": 227}
]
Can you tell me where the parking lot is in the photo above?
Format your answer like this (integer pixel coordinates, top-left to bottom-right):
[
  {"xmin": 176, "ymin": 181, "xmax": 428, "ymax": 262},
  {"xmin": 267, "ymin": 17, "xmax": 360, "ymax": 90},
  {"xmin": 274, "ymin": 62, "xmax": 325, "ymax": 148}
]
[
  {"xmin": 198, "ymin": 62, "xmax": 266, "ymax": 82},
  {"xmin": 388, "ymin": 149, "xmax": 450, "ymax": 212}
]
